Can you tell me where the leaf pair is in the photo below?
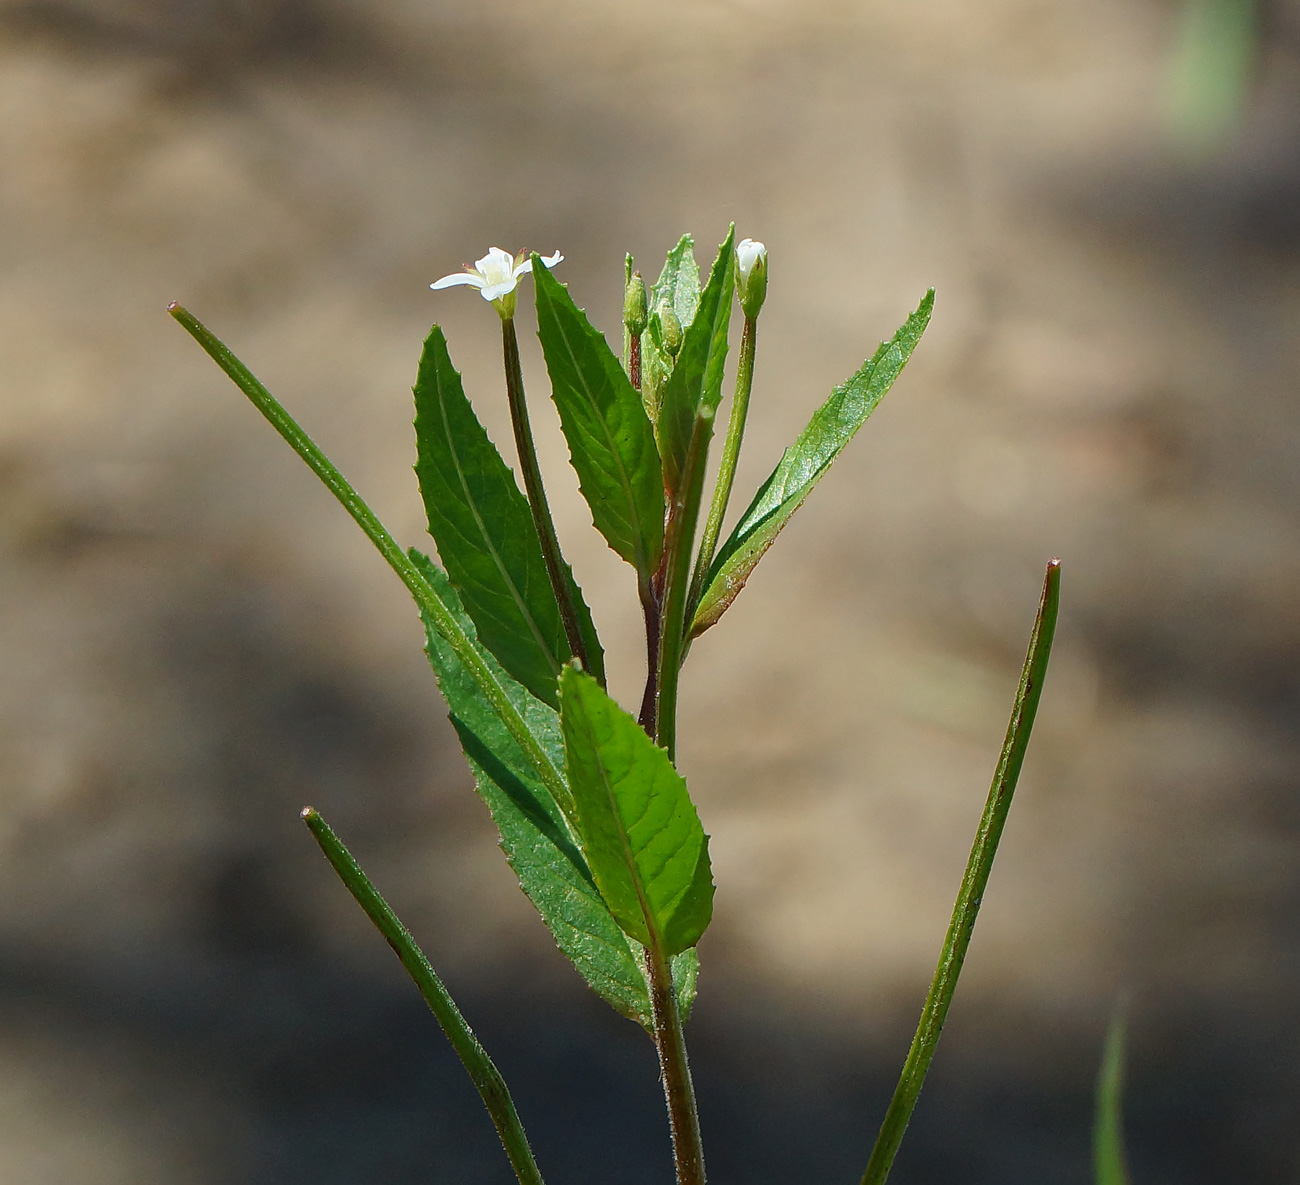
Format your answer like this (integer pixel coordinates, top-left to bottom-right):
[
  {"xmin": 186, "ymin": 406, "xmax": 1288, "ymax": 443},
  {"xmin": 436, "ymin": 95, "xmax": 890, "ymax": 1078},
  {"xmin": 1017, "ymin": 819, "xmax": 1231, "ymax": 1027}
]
[{"xmin": 413, "ymin": 550, "xmax": 709, "ymax": 1027}]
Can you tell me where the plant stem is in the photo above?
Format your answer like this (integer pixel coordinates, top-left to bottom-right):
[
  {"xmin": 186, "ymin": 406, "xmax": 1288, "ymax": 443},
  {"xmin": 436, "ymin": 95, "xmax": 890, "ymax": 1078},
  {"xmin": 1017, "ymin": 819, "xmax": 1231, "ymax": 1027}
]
[
  {"xmin": 169, "ymin": 304, "xmax": 570, "ymax": 815},
  {"xmin": 654, "ymin": 407, "xmax": 715, "ymax": 759},
  {"xmin": 500, "ymin": 315, "xmax": 592, "ymax": 674},
  {"xmin": 860, "ymin": 559, "xmax": 1061, "ymax": 1185},
  {"xmin": 1093, "ymin": 1001, "xmax": 1131, "ymax": 1185},
  {"xmin": 303, "ymin": 808, "xmax": 547, "ymax": 1185},
  {"xmin": 690, "ymin": 315, "xmax": 756, "ymax": 613},
  {"xmin": 638, "ymin": 576, "xmax": 661, "ymax": 733},
  {"xmin": 647, "ymin": 940, "xmax": 706, "ymax": 1185}
]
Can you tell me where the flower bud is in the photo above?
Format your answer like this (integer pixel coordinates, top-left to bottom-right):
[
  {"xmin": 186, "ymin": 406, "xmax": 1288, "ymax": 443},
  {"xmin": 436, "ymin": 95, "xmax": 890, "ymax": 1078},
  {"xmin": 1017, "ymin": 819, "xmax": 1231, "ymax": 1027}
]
[
  {"xmin": 736, "ymin": 238, "xmax": 767, "ymax": 319},
  {"xmin": 623, "ymin": 270, "xmax": 649, "ymax": 336},
  {"xmin": 659, "ymin": 303, "xmax": 682, "ymax": 358}
]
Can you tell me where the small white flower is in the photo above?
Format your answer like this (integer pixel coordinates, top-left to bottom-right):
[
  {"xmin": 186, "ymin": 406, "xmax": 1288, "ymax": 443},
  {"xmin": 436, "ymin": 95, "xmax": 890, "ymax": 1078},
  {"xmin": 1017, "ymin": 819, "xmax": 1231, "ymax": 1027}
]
[
  {"xmin": 736, "ymin": 238, "xmax": 766, "ymax": 281},
  {"xmin": 430, "ymin": 247, "xmax": 563, "ymax": 305}
]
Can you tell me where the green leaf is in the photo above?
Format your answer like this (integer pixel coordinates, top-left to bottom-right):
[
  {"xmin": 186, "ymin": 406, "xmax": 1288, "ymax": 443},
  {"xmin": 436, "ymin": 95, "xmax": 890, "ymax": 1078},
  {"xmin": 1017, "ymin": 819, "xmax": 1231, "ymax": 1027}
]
[
  {"xmin": 410, "ymin": 550, "xmax": 656, "ymax": 1027},
  {"xmin": 532, "ymin": 261, "xmax": 665, "ymax": 583},
  {"xmin": 656, "ymin": 227, "xmax": 736, "ymax": 496},
  {"xmin": 302, "ymin": 808, "xmax": 547, "ymax": 1185},
  {"xmin": 1093, "ymin": 1004, "xmax": 1131, "ymax": 1185},
  {"xmin": 859, "ymin": 560, "xmax": 1060, "ymax": 1185},
  {"xmin": 692, "ymin": 289, "xmax": 934, "ymax": 638},
  {"xmin": 640, "ymin": 236, "xmax": 699, "ymax": 427},
  {"xmin": 559, "ymin": 665, "xmax": 714, "ymax": 956},
  {"xmin": 414, "ymin": 325, "xmax": 601, "ymax": 708}
]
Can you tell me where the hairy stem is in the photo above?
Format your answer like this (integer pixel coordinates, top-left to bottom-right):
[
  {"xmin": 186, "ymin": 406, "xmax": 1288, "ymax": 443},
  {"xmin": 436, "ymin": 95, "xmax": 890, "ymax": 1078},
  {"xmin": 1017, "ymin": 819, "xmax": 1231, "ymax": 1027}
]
[
  {"xmin": 169, "ymin": 304, "xmax": 570, "ymax": 814},
  {"xmin": 501, "ymin": 316, "xmax": 592, "ymax": 674},
  {"xmin": 648, "ymin": 941, "xmax": 706, "ymax": 1185},
  {"xmin": 690, "ymin": 315, "xmax": 756, "ymax": 613},
  {"xmin": 655, "ymin": 407, "xmax": 715, "ymax": 760},
  {"xmin": 860, "ymin": 559, "xmax": 1060, "ymax": 1185}
]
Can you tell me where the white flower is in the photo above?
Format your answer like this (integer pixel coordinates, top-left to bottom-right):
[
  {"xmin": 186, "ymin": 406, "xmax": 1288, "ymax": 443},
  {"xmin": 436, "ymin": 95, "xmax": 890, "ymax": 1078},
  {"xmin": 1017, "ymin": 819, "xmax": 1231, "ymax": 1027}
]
[
  {"xmin": 736, "ymin": 238, "xmax": 766, "ymax": 281},
  {"xmin": 735, "ymin": 238, "xmax": 767, "ymax": 318},
  {"xmin": 430, "ymin": 247, "xmax": 563, "ymax": 304}
]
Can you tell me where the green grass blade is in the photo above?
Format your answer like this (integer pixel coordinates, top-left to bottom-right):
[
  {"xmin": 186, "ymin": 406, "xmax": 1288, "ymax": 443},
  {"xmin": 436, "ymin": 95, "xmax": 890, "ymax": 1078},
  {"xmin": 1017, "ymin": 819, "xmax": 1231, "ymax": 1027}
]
[
  {"xmin": 860, "ymin": 558, "xmax": 1060, "ymax": 1185},
  {"xmin": 167, "ymin": 304, "xmax": 570, "ymax": 817},
  {"xmin": 532, "ymin": 261, "xmax": 665, "ymax": 585},
  {"xmin": 559, "ymin": 665, "xmax": 714, "ymax": 956},
  {"xmin": 302, "ymin": 807, "xmax": 546, "ymax": 1185},
  {"xmin": 691, "ymin": 290, "xmax": 933, "ymax": 640},
  {"xmin": 655, "ymin": 227, "xmax": 736, "ymax": 497},
  {"xmin": 1094, "ymin": 1003, "xmax": 1132, "ymax": 1185},
  {"xmin": 414, "ymin": 323, "xmax": 601, "ymax": 707}
]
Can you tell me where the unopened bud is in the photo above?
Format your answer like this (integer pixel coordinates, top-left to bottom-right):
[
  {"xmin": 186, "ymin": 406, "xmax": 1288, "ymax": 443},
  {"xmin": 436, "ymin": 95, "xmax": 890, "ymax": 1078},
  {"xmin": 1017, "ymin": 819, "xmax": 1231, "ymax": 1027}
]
[
  {"xmin": 736, "ymin": 238, "xmax": 767, "ymax": 319},
  {"xmin": 623, "ymin": 271, "xmax": 648, "ymax": 336},
  {"xmin": 659, "ymin": 304, "xmax": 682, "ymax": 358}
]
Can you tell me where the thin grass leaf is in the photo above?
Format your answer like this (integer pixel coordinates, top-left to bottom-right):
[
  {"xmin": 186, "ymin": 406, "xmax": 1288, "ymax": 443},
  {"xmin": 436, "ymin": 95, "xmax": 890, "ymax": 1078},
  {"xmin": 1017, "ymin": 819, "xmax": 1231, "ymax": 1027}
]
[
  {"xmin": 302, "ymin": 807, "xmax": 545, "ymax": 1185},
  {"xmin": 167, "ymin": 304, "xmax": 569, "ymax": 814},
  {"xmin": 1094, "ymin": 1003, "xmax": 1132, "ymax": 1185},
  {"xmin": 691, "ymin": 290, "xmax": 933, "ymax": 639},
  {"xmin": 415, "ymin": 324, "xmax": 601, "ymax": 708},
  {"xmin": 860, "ymin": 559, "xmax": 1060, "ymax": 1185}
]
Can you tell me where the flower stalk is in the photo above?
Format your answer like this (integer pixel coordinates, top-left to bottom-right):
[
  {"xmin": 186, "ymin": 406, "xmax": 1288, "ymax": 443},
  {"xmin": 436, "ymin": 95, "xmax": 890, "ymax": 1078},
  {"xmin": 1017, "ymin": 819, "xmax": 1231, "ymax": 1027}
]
[{"xmin": 500, "ymin": 316, "xmax": 593, "ymax": 674}]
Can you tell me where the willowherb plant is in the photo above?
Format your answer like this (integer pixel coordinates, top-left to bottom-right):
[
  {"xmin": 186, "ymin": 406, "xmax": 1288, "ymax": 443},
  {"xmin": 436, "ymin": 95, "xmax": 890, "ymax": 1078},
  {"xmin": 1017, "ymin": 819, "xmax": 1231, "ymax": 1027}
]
[{"xmin": 169, "ymin": 227, "xmax": 1079, "ymax": 1185}]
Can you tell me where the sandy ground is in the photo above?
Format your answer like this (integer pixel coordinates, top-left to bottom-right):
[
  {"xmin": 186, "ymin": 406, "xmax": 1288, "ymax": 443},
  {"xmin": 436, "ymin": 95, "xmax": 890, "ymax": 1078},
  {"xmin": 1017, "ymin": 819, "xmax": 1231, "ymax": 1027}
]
[{"xmin": 2, "ymin": 0, "xmax": 1300, "ymax": 1181}]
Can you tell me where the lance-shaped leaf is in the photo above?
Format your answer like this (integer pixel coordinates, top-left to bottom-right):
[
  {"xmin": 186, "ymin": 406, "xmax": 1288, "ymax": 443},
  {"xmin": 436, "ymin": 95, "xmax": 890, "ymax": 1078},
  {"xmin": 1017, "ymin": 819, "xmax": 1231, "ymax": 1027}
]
[
  {"xmin": 414, "ymin": 326, "xmax": 601, "ymax": 708},
  {"xmin": 559, "ymin": 665, "xmax": 714, "ymax": 956},
  {"xmin": 655, "ymin": 227, "xmax": 736, "ymax": 495},
  {"xmin": 691, "ymin": 289, "xmax": 934, "ymax": 638},
  {"xmin": 533, "ymin": 261, "xmax": 665, "ymax": 582}
]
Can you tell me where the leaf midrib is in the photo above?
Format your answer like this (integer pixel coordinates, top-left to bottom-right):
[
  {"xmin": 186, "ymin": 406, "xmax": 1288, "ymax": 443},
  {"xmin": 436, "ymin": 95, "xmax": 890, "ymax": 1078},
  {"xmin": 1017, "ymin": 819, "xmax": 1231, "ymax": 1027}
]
[{"xmin": 431, "ymin": 387, "xmax": 561, "ymax": 677}]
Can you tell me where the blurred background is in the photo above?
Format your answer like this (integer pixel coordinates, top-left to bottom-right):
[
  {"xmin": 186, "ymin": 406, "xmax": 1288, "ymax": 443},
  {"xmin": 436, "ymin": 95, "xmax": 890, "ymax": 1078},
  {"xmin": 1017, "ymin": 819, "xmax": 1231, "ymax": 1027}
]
[{"xmin": 2, "ymin": 0, "xmax": 1299, "ymax": 1181}]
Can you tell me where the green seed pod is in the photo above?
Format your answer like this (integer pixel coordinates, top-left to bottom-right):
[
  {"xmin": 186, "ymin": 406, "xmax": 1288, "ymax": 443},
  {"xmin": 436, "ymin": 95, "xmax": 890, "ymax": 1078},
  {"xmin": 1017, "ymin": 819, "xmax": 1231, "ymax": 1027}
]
[{"xmin": 660, "ymin": 303, "xmax": 682, "ymax": 358}]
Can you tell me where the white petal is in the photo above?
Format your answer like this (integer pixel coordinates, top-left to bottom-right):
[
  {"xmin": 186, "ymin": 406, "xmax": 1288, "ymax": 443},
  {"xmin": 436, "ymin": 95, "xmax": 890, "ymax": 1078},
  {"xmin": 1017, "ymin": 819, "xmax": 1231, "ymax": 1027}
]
[
  {"xmin": 431, "ymin": 272, "xmax": 486, "ymax": 290},
  {"xmin": 736, "ymin": 238, "xmax": 765, "ymax": 279},
  {"xmin": 539, "ymin": 251, "xmax": 563, "ymax": 268},
  {"xmin": 514, "ymin": 257, "xmax": 535, "ymax": 278},
  {"xmin": 480, "ymin": 278, "xmax": 517, "ymax": 301}
]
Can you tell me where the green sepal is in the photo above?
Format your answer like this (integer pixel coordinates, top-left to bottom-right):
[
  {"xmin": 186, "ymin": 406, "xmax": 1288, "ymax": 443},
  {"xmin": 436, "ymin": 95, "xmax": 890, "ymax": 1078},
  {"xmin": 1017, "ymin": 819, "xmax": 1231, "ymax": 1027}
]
[
  {"xmin": 414, "ymin": 325, "xmax": 602, "ymax": 707},
  {"xmin": 559, "ymin": 665, "xmax": 714, "ymax": 956},
  {"xmin": 691, "ymin": 289, "xmax": 933, "ymax": 638},
  {"xmin": 655, "ymin": 227, "xmax": 736, "ymax": 496},
  {"xmin": 532, "ymin": 261, "xmax": 665, "ymax": 585}
]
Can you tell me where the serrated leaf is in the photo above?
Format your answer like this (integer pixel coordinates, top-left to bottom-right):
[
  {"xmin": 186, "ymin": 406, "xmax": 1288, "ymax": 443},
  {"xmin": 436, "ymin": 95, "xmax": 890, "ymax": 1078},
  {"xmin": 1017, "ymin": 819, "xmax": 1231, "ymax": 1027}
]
[
  {"xmin": 410, "ymin": 550, "xmax": 656, "ymax": 1026},
  {"xmin": 559, "ymin": 666, "xmax": 714, "ymax": 956},
  {"xmin": 656, "ymin": 227, "xmax": 736, "ymax": 496},
  {"xmin": 532, "ymin": 262, "xmax": 665, "ymax": 582},
  {"xmin": 414, "ymin": 326, "xmax": 602, "ymax": 708},
  {"xmin": 691, "ymin": 289, "xmax": 934, "ymax": 638}
]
